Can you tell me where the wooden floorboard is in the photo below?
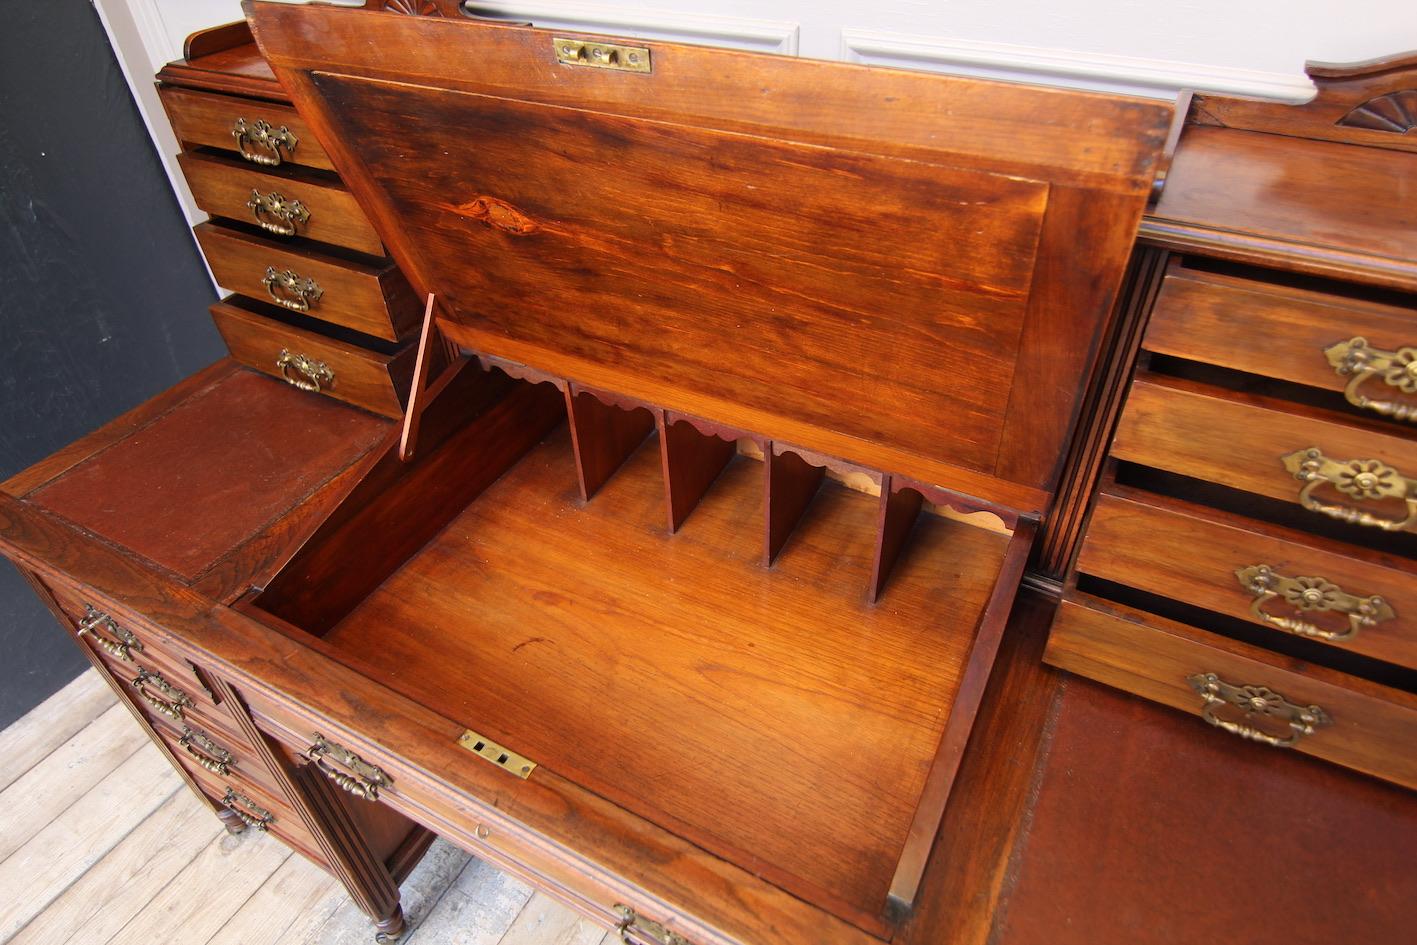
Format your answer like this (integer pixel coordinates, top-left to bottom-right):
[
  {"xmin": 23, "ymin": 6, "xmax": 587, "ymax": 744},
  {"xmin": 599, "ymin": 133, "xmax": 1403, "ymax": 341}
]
[
  {"xmin": 0, "ymin": 671, "xmax": 115, "ymax": 792},
  {"xmin": 0, "ymin": 671, "xmax": 612, "ymax": 944}
]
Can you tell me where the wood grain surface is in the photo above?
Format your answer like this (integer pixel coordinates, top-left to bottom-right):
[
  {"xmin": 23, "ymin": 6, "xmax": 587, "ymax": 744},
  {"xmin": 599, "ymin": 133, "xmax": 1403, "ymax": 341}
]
[{"xmin": 309, "ymin": 424, "xmax": 1011, "ymax": 921}]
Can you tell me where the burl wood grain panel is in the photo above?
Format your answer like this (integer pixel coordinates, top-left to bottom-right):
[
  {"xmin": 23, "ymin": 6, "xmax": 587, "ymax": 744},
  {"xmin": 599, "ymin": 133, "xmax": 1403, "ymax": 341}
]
[
  {"xmin": 322, "ymin": 425, "xmax": 1012, "ymax": 921},
  {"xmin": 31, "ymin": 369, "xmax": 386, "ymax": 579},
  {"xmin": 997, "ymin": 677, "xmax": 1417, "ymax": 945},
  {"xmin": 306, "ymin": 73, "xmax": 1048, "ymax": 484}
]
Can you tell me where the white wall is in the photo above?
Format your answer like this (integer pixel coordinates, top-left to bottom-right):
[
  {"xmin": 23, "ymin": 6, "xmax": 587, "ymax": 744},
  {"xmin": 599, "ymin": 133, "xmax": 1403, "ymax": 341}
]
[{"xmin": 97, "ymin": 0, "xmax": 1417, "ymax": 232}]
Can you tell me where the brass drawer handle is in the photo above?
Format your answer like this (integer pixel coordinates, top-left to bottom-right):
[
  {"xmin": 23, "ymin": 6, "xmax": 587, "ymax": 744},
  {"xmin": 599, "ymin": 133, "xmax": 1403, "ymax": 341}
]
[
  {"xmin": 275, "ymin": 349, "xmax": 335, "ymax": 393},
  {"xmin": 1325, "ymin": 337, "xmax": 1417, "ymax": 424},
  {"xmin": 231, "ymin": 117, "xmax": 299, "ymax": 166},
  {"xmin": 179, "ymin": 726, "xmax": 233, "ymax": 776},
  {"xmin": 1187, "ymin": 673, "xmax": 1331, "ymax": 748},
  {"xmin": 1235, "ymin": 564, "xmax": 1395, "ymax": 642},
  {"xmin": 221, "ymin": 787, "xmax": 273, "ymax": 831},
  {"xmin": 613, "ymin": 905, "xmax": 691, "ymax": 945},
  {"xmin": 1281, "ymin": 448, "xmax": 1417, "ymax": 533},
  {"xmin": 77, "ymin": 604, "xmax": 143, "ymax": 662},
  {"xmin": 130, "ymin": 668, "xmax": 194, "ymax": 721},
  {"xmin": 245, "ymin": 189, "xmax": 310, "ymax": 236},
  {"xmin": 261, "ymin": 266, "xmax": 323, "ymax": 312},
  {"xmin": 306, "ymin": 734, "xmax": 391, "ymax": 800}
]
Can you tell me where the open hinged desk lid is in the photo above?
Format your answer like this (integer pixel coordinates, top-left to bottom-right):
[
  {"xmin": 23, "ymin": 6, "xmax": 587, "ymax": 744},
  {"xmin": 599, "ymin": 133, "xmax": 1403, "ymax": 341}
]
[{"xmin": 245, "ymin": 1, "xmax": 1171, "ymax": 516}]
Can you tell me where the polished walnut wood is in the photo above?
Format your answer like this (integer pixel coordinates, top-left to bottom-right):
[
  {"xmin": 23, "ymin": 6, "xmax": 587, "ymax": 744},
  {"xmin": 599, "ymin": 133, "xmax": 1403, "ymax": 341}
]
[
  {"xmin": 1078, "ymin": 486, "xmax": 1417, "ymax": 668},
  {"xmin": 1112, "ymin": 373, "xmax": 1417, "ymax": 511},
  {"xmin": 1048, "ymin": 593, "xmax": 1417, "ymax": 788},
  {"xmin": 248, "ymin": 1, "xmax": 1171, "ymax": 511},
  {"xmin": 180, "ymin": 151, "xmax": 384, "ymax": 257},
  {"xmin": 159, "ymin": 85, "xmax": 334, "ymax": 171},
  {"xmin": 195, "ymin": 221, "xmax": 420, "ymax": 341},
  {"xmin": 211, "ymin": 299, "xmax": 417, "ymax": 417},
  {"xmin": 0, "ymin": 5, "xmax": 1229, "ymax": 943}
]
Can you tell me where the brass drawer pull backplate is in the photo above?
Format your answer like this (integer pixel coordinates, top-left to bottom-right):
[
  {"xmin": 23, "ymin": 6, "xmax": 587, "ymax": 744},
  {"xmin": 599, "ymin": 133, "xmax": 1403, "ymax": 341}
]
[
  {"xmin": 261, "ymin": 266, "xmax": 323, "ymax": 312},
  {"xmin": 613, "ymin": 905, "xmax": 691, "ymax": 945},
  {"xmin": 1281, "ymin": 448, "xmax": 1417, "ymax": 533},
  {"xmin": 1325, "ymin": 337, "xmax": 1417, "ymax": 424},
  {"xmin": 179, "ymin": 726, "xmax": 234, "ymax": 776},
  {"xmin": 221, "ymin": 787, "xmax": 273, "ymax": 831},
  {"xmin": 1187, "ymin": 672, "xmax": 1332, "ymax": 748},
  {"xmin": 246, "ymin": 189, "xmax": 310, "ymax": 236},
  {"xmin": 130, "ymin": 668, "xmax": 194, "ymax": 721},
  {"xmin": 1235, "ymin": 564, "xmax": 1395, "ymax": 642},
  {"xmin": 77, "ymin": 604, "xmax": 143, "ymax": 662},
  {"xmin": 231, "ymin": 117, "xmax": 299, "ymax": 166},
  {"xmin": 306, "ymin": 734, "xmax": 391, "ymax": 800},
  {"xmin": 275, "ymin": 349, "xmax": 335, "ymax": 393}
]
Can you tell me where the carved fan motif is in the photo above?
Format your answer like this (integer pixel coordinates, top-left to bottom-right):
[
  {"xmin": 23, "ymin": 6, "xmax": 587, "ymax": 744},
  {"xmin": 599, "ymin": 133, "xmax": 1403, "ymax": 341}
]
[
  {"xmin": 382, "ymin": 0, "xmax": 445, "ymax": 16},
  {"xmin": 1337, "ymin": 89, "xmax": 1417, "ymax": 134}
]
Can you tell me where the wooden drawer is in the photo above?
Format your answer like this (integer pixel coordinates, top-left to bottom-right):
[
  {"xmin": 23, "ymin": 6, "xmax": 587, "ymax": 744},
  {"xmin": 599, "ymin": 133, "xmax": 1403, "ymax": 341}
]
[
  {"xmin": 1045, "ymin": 593, "xmax": 1417, "ymax": 789},
  {"xmin": 150, "ymin": 713, "xmax": 286, "ymax": 802},
  {"xmin": 195, "ymin": 222, "xmax": 420, "ymax": 341},
  {"xmin": 182, "ymin": 746, "xmax": 327, "ymax": 862},
  {"xmin": 212, "ymin": 300, "xmax": 415, "ymax": 418},
  {"xmin": 178, "ymin": 151, "xmax": 383, "ymax": 256},
  {"xmin": 1112, "ymin": 375, "xmax": 1417, "ymax": 532},
  {"xmin": 1078, "ymin": 487, "xmax": 1417, "ymax": 668},
  {"xmin": 159, "ymin": 85, "xmax": 334, "ymax": 171},
  {"xmin": 1145, "ymin": 262, "xmax": 1417, "ymax": 424}
]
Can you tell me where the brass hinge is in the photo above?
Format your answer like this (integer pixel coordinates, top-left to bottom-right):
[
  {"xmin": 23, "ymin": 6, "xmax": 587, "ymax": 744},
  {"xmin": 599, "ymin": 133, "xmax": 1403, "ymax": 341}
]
[
  {"xmin": 553, "ymin": 37, "xmax": 651, "ymax": 73},
  {"xmin": 458, "ymin": 728, "xmax": 537, "ymax": 779}
]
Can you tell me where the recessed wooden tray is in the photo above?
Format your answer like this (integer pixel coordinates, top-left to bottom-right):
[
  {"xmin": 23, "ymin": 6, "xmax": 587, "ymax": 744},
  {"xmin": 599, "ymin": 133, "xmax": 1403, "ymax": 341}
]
[{"xmin": 247, "ymin": 366, "xmax": 1029, "ymax": 927}]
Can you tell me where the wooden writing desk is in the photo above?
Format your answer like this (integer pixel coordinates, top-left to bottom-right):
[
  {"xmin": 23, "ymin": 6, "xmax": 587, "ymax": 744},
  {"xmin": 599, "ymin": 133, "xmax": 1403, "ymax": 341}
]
[{"xmin": 2, "ymin": 5, "xmax": 1413, "ymax": 943}]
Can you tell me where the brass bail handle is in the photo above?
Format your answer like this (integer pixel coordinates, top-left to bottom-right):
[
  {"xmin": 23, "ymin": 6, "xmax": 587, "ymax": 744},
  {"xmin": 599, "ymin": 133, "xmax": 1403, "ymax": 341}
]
[
  {"xmin": 1325, "ymin": 337, "xmax": 1417, "ymax": 424},
  {"xmin": 77, "ymin": 604, "xmax": 142, "ymax": 662},
  {"xmin": 1281, "ymin": 448, "xmax": 1417, "ymax": 533},
  {"xmin": 231, "ymin": 117, "xmax": 299, "ymax": 166},
  {"xmin": 275, "ymin": 349, "xmax": 335, "ymax": 393},
  {"xmin": 221, "ymin": 788, "xmax": 272, "ymax": 831},
  {"xmin": 246, "ymin": 189, "xmax": 310, "ymax": 236},
  {"xmin": 1235, "ymin": 564, "xmax": 1395, "ymax": 642},
  {"xmin": 1187, "ymin": 673, "xmax": 1331, "ymax": 748},
  {"xmin": 613, "ymin": 905, "xmax": 691, "ymax": 945},
  {"xmin": 261, "ymin": 266, "xmax": 323, "ymax": 312},
  {"xmin": 130, "ymin": 668, "xmax": 193, "ymax": 721},
  {"xmin": 179, "ymin": 727, "xmax": 232, "ymax": 776},
  {"xmin": 306, "ymin": 735, "xmax": 391, "ymax": 800}
]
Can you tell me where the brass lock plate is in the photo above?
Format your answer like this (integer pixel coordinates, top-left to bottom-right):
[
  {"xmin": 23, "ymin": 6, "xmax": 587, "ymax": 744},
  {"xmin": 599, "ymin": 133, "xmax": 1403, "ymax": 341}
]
[
  {"xmin": 553, "ymin": 37, "xmax": 651, "ymax": 73},
  {"xmin": 458, "ymin": 728, "xmax": 537, "ymax": 779}
]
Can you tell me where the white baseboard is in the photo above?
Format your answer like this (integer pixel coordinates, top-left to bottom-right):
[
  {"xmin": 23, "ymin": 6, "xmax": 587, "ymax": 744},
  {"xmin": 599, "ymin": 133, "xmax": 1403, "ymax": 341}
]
[
  {"xmin": 840, "ymin": 28, "xmax": 1316, "ymax": 102},
  {"xmin": 465, "ymin": 2, "xmax": 800, "ymax": 54}
]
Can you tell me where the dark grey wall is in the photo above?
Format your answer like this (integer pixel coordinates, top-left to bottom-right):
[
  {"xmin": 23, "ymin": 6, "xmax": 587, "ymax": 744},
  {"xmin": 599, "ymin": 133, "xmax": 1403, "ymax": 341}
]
[{"xmin": 0, "ymin": 0, "xmax": 223, "ymax": 728}]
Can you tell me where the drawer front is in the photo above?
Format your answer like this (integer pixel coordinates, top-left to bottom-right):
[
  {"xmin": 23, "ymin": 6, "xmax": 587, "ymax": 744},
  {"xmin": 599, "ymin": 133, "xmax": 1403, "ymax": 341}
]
[
  {"xmin": 1045, "ymin": 594, "xmax": 1417, "ymax": 789},
  {"xmin": 150, "ymin": 714, "xmax": 285, "ymax": 801},
  {"xmin": 159, "ymin": 86, "xmax": 334, "ymax": 171},
  {"xmin": 195, "ymin": 222, "xmax": 419, "ymax": 341},
  {"xmin": 183, "ymin": 748, "xmax": 327, "ymax": 861},
  {"xmin": 178, "ymin": 151, "xmax": 383, "ymax": 256},
  {"xmin": 1112, "ymin": 376, "xmax": 1417, "ymax": 532},
  {"xmin": 1078, "ymin": 489, "xmax": 1417, "ymax": 668},
  {"xmin": 245, "ymin": 692, "xmax": 635, "ymax": 934},
  {"xmin": 212, "ymin": 301, "xmax": 414, "ymax": 418},
  {"xmin": 1146, "ymin": 263, "xmax": 1417, "ymax": 425}
]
